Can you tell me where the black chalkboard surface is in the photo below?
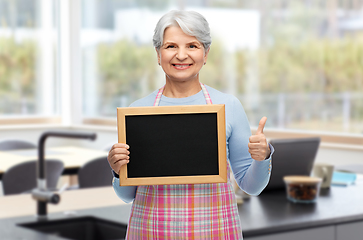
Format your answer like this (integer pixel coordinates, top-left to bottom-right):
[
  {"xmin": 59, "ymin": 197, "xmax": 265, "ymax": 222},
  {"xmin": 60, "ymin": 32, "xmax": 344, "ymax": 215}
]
[{"xmin": 117, "ymin": 104, "xmax": 227, "ymax": 186}]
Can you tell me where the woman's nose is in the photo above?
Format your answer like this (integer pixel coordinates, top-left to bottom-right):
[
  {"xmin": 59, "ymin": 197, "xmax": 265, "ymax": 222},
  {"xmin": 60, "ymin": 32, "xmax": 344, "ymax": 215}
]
[{"xmin": 176, "ymin": 48, "xmax": 188, "ymax": 60}]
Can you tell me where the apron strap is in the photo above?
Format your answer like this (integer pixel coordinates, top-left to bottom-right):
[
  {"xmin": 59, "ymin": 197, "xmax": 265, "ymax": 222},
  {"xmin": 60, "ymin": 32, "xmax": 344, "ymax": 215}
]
[{"xmin": 153, "ymin": 83, "xmax": 212, "ymax": 106}]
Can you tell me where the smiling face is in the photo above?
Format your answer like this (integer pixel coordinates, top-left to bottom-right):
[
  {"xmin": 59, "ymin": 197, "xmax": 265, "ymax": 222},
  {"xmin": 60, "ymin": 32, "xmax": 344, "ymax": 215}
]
[{"xmin": 157, "ymin": 26, "xmax": 209, "ymax": 84}]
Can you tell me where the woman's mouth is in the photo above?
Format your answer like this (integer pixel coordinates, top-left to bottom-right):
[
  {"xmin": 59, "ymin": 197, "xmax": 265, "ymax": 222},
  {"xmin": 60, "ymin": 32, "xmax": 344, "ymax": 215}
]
[{"xmin": 172, "ymin": 64, "xmax": 192, "ymax": 70}]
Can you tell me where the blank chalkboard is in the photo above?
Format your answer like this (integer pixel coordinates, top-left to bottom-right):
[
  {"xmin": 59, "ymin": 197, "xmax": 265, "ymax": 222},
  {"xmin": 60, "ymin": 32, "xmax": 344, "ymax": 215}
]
[{"xmin": 117, "ymin": 104, "xmax": 227, "ymax": 186}]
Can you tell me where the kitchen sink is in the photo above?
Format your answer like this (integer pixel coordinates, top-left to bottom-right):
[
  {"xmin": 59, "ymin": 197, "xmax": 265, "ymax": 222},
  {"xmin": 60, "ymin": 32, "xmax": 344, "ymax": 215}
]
[{"xmin": 18, "ymin": 216, "xmax": 127, "ymax": 240}]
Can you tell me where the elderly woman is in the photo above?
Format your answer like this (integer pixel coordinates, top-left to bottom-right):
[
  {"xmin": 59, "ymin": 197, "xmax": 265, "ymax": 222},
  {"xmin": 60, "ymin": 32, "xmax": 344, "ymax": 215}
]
[{"xmin": 108, "ymin": 10, "xmax": 273, "ymax": 239}]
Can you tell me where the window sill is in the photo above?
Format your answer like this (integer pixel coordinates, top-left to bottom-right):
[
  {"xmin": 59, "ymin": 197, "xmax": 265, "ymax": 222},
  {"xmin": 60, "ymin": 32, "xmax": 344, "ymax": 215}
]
[
  {"xmin": 82, "ymin": 118, "xmax": 116, "ymax": 127},
  {"xmin": 320, "ymin": 142, "xmax": 363, "ymax": 151},
  {"xmin": 0, "ymin": 117, "xmax": 63, "ymax": 130},
  {"xmin": 0, "ymin": 116, "xmax": 61, "ymax": 124},
  {"xmin": 255, "ymin": 128, "xmax": 363, "ymax": 151},
  {"xmin": 71, "ymin": 124, "xmax": 117, "ymax": 132}
]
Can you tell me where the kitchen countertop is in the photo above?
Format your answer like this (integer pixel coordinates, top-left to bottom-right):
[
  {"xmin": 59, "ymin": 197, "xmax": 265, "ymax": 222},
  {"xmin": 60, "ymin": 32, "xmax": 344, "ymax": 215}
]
[
  {"xmin": 1, "ymin": 176, "xmax": 363, "ymax": 239},
  {"xmin": 239, "ymin": 184, "xmax": 363, "ymax": 238},
  {"xmin": 0, "ymin": 204, "xmax": 132, "ymax": 240}
]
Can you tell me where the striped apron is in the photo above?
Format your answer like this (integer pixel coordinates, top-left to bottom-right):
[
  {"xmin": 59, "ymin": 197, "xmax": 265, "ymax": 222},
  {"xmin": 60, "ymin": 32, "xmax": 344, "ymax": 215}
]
[{"xmin": 126, "ymin": 83, "xmax": 242, "ymax": 239}]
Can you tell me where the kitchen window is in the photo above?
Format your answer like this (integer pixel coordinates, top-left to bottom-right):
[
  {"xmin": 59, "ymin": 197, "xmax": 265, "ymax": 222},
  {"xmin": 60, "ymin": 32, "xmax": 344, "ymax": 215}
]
[
  {"xmin": 0, "ymin": 0, "xmax": 60, "ymax": 124},
  {"xmin": 1, "ymin": 0, "xmax": 362, "ymax": 146},
  {"xmin": 81, "ymin": 0, "xmax": 363, "ymax": 138}
]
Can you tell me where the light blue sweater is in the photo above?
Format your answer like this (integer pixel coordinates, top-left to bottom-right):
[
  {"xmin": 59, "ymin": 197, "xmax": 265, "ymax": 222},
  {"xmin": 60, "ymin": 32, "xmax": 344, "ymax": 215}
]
[{"xmin": 112, "ymin": 85, "xmax": 273, "ymax": 203}]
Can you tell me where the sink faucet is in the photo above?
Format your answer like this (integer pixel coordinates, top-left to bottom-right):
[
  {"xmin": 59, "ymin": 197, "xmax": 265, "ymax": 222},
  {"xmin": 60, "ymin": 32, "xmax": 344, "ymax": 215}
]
[{"xmin": 32, "ymin": 131, "xmax": 96, "ymax": 219}]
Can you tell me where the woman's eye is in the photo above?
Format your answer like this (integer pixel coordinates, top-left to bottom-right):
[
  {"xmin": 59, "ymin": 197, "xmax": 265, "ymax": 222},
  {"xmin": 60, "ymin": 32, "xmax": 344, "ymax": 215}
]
[
  {"xmin": 189, "ymin": 45, "xmax": 197, "ymax": 48},
  {"xmin": 166, "ymin": 45, "xmax": 175, "ymax": 48}
]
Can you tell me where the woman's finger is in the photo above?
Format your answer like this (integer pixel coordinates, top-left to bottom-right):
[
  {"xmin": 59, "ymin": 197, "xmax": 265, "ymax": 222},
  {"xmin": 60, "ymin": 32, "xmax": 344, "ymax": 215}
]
[
  {"xmin": 249, "ymin": 149, "xmax": 264, "ymax": 154},
  {"xmin": 110, "ymin": 148, "xmax": 130, "ymax": 157},
  {"xmin": 108, "ymin": 146, "xmax": 130, "ymax": 162},
  {"xmin": 109, "ymin": 153, "xmax": 129, "ymax": 164},
  {"xmin": 248, "ymin": 142, "xmax": 267, "ymax": 149},
  {"xmin": 250, "ymin": 154, "xmax": 264, "ymax": 161},
  {"xmin": 111, "ymin": 159, "xmax": 129, "ymax": 173},
  {"xmin": 108, "ymin": 144, "xmax": 129, "ymax": 157},
  {"xmin": 111, "ymin": 143, "xmax": 130, "ymax": 150}
]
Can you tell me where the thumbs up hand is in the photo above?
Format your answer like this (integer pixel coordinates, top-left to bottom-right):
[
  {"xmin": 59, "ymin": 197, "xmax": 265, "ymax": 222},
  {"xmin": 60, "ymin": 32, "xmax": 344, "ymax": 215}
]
[{"xmin": 248, "ymin": 117, "xmax": 271, "ymax": 161}]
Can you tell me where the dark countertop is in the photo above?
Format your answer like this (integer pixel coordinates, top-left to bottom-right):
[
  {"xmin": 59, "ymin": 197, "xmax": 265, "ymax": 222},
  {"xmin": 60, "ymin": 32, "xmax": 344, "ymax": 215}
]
[
  {"xmin": 239, "ymin": 182, "xmax": 363, "ymax": 238},
  {"xmin": 1, "ymin": 182, "xmax": 363, "ymax": 239},
  {"xmin": 0, "ymin": 205, "xmax": 132, "ymax": 240}
]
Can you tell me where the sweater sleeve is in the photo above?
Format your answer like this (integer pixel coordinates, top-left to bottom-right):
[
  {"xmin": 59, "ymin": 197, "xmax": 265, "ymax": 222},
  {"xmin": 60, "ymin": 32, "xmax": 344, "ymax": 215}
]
[
  {"xmin": 112, "ymin": 177, "xmax": 137, "ymax": 203},
  {"xmin": 228, "ymin": 97, "xmax": 273, "ymax": 196}
]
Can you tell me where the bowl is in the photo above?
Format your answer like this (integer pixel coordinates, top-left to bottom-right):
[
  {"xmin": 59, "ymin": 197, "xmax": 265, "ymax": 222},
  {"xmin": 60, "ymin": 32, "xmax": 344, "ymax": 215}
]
[{"xmin": 283, "ymin": 176, "xmax": 322, "ymax": 203}]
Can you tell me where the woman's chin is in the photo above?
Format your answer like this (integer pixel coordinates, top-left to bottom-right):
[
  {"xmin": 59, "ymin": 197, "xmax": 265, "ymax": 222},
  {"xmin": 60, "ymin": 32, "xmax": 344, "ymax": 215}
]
[{"xmin": 166, "ymin": 75, "xmax": 200, "ymax": 83}]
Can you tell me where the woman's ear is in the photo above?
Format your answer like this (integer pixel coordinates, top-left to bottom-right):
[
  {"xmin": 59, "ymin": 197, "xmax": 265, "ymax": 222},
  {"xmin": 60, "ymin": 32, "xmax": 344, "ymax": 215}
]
[
  {"xmin": 204, "ymin": 47, "xmax": 210, "ymax": 64},
  {"xmin": 155, "ymin": 48, "xmax": 161, "ymax": 65}
]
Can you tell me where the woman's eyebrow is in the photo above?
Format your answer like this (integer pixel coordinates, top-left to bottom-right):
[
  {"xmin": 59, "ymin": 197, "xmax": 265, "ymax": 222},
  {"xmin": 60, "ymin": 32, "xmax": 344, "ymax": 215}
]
[
  {"xmin": 187, "ymin": 41, "xmax": 202, "ymax": 45},
  {"xmin": 162, "ymin": 41, "xmax": 175, "ymax": 46}
]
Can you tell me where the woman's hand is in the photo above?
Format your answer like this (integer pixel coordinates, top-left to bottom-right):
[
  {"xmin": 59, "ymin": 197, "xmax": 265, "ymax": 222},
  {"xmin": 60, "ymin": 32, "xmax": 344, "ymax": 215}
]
[
  {"xmin": 107, "ymin": 143, "xmax": 130, "ymax": 174},
  {"xmin": 248, "ymin": 117, "xmax": 271, "ymax": 161}
]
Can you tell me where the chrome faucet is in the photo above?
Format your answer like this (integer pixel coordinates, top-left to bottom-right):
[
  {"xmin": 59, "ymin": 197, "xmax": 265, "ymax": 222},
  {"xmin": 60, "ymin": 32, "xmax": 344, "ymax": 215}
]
[{"xmin": 32, "ymin": 131, "xmax": 96, "ymax": 219}]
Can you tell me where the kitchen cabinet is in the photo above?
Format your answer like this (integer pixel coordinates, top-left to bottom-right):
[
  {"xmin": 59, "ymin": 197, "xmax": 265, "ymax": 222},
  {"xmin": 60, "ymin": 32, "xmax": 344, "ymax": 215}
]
[
  {"xmin": 245, "ymin": 226, "xmax": 335, "ymax": 240},
  {"xmin": 336, "ymin": 221, "xmax": 363, "ymax": 240}
]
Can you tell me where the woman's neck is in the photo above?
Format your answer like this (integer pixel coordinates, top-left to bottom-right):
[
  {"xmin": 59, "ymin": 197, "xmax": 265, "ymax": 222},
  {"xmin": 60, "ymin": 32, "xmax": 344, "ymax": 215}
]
[{"xmin": 163, "ymin": 79, "xmax": 201, "ymax": 98}]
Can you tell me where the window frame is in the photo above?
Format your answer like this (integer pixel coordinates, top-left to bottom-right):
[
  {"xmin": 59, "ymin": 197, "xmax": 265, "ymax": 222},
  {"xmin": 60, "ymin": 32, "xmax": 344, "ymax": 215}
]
[{"xmin": 0, "ymin": 0, "xmax": 362, "ymax": 150}]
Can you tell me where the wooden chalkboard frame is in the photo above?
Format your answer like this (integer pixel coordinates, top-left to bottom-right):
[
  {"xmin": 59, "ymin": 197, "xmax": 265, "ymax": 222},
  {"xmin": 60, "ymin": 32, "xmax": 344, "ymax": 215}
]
[{"xmin": 117, "ymin": 104, "xmax": 227, "ymax": 186}]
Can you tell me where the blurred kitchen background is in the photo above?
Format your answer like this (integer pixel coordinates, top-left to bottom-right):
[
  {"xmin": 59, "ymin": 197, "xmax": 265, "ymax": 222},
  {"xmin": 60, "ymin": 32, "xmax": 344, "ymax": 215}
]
[
  {"xmin": 0, "ymin": 0, "xmax": 362, "ymax": 169},
  {"xmin": 1, "ymin": 0, "xmax": 362, "ymax": 134},
  {"xmin": 0, "ymin": 2, "xmax": 363, "ymax": 239}
]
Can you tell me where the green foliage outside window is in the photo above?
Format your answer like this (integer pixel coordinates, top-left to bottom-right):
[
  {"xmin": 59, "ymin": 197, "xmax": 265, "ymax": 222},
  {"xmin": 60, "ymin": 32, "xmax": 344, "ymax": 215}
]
[
  {"xmin": 97, "ymin": 39, "xmax": 158, "ymax": 101},
  {"xmin": 0, "ymin": 37, "xmax": 36, "ymax": 114},
  {"xmin": 255, "ymin": 35, "xmax": 363, "ymax": 93}
]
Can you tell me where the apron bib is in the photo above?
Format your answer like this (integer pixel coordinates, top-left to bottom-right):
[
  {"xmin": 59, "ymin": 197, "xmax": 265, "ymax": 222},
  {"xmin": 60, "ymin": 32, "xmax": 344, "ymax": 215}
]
[{"xmin": 126, "ymin": 83, "xmax": 242, "ymax": 239}]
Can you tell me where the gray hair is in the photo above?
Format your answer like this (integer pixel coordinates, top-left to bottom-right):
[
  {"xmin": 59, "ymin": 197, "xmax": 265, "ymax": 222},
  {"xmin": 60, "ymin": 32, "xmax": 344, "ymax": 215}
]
[{"xmin": 153, "ymin": 10, "xmax": 212, "ymax": 53}]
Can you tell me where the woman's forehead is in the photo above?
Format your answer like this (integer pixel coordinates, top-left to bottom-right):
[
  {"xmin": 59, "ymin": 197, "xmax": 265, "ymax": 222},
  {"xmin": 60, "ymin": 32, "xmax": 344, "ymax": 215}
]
[{"xmin": 163, "ymin": 26, "xmax": 200, "ymax": 44}]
